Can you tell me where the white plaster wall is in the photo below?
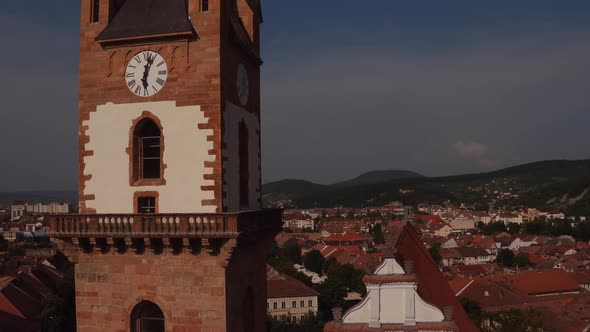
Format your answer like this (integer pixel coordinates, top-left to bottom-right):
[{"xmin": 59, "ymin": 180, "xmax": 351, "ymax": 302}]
[
  {"xmin": 374, "ymin": 258, "xmax": 406, "ymax": 275},
  {"xmin": 342, "ymin": 284, "xmax": 445, "ymax": 325},
  {"xmin": 342, "ymin": 296, "xmax": 370, "ymax": 323},
  {"xmin": 267, "ymin": 295, "xmax": 318, "ymax": 317},
  {"xmin": 414, "ymin": 292, "xmax": 445, "ymax": 322},
  {"xmin": 379, "ymin": 287, "xmax": 407, "ymax": 323},
  {"xmin": 83, "ymin": 101, "xmax": 216, "ymax": 213},
  {"xmin": 222, "ymin": 101, "xmax": 261, "ymax": 211}
]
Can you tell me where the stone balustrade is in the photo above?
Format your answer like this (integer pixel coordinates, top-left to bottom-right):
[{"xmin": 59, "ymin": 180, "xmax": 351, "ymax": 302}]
[{"xmin": 48, "ymin": 210, "xmax": 282, "ymax": 240}]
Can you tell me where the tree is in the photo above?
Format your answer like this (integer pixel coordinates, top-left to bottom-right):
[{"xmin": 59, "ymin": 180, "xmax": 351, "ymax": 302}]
[
  {"xmin": 481, "ymin": 309, "xmax": 547, "ymax": 332},
  {"xmin": 314, "ymin": 262, "xmax": 366, "ymax": 321},
  {"xmin": 506, "ymin": 222, "xmax": 522, "ymax": 235},
  {"xmin": 574, "ymin": 220, "xmax": 590, "ymax": 241},
  {"xmin": 497, "ymin": 249, "xmax": 514, "ymax": 267},
  {"xmin": 460, "ymin": 297, "xmax": 482, "ymax": 326},
  {"xmin": 480, "ymin": 221, "xmax": 507, "ymax": 235},
  {"xmin": 267, "ymin": 241, "xmax": 312, "ymax": 286},
  {"xmin": 371, "ymin": 223, "xmax": 385, "ymax": 245},
  {"xmin": 513, "ymin": 254, "xmax": 530, "ymax": 268},
  {"xmin": 428, "ymin": 243, "xmax": 442, "ymax": 265},
  {"xmin": 281, "ymin": 242, "xmax": 302, "ymax": 265},
  {"xmin": 322, "ymin": 257, "xmax": 338, "ymax": 274},
  {"xmin": 303, "ymin": 250, "xmax": 325, "ymax": 275},
  {"xmin": 40, "ymin": 261, "xmax": 76, "ymax": 332},
  {"xmin": 267, "ymin": 312, "xmax": 324, "ymax": 332}
]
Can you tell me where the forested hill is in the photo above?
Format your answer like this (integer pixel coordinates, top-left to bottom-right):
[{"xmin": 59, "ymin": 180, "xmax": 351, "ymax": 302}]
[{"xmin": 263, "ymin": 160, "xmax": 590, "ymax": 215}]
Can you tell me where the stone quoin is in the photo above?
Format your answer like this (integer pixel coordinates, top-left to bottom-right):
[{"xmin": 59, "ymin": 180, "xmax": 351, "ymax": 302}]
[{"xmin": 49, "ymin": 0, "xmax": 281, "ymax": 331}]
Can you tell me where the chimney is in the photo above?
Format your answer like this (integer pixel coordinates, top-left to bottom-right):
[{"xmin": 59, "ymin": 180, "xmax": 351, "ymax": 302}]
[
  {"xmin": 332, "ymin": 308, "xmax": 343, "ymax": 322},
  {"xmin": 443, "ymin": 306, "xmax": 454, "ymax": 321},
  {"xmin": 404, "ymin": 260, "xmax": 414, "ymax": 275}
]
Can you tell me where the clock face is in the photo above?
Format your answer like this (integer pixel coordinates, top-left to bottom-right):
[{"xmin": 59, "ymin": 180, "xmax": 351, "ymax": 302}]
[
  {"xmin": 125, "ymin": 51, "xmax": 168, "ymax": 97},
  {"xmin": 237, "ymin": 64, "xmax": 249, "ymax": 106}
]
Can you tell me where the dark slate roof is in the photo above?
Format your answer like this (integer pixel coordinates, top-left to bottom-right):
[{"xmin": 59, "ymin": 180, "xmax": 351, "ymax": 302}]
[{"xmin": 96, "ymin": 0, "xmax": 195, "ymax": 43}]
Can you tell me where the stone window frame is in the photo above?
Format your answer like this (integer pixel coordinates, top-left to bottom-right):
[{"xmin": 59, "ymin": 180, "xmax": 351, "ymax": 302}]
[
  {"xmin": 129, "ymin": 300, "xmax": 165, "ymax": 332},
  {"xmin": 90, "ymin": 0, "xmax": 100, "ymax": 23},
  {"xmin": 128, "ymin": 112, "xmax": 167, "ymax": 187},
  {"xmin": 134, "ymin": 191, "xmax": 160, "ymax": 214},
  {"xmin": 201, "ymin": 0, "xmax": 209, "ymax": 12}
]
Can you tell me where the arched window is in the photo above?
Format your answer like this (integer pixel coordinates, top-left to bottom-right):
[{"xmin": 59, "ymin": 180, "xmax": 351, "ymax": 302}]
[
  {"xmin": 133, "ymin": 118, "xmax": 162, "ymax": 181},
  {"xmin": 238, "ymin": 121, "xmax": 249, "ymax": 207},
  {"xmin": 130, "ymin": 301, "xmax": 164, "ymax": 332}
]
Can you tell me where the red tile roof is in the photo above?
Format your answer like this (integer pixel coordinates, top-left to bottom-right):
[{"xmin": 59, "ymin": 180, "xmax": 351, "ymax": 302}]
[
  {"xmin": 448, "ymin": 277, "xmax": 473, "ymax": 295},
  {"xmin": 395, "ymin": 222, "xmax": 480, "ymax": 332},
  {"xmin": 324, "ymin": 234, "xmax": 371, "ymax": 243},
  {"xmin": 494, "ymin": 270, "xmax": 580, "ymax": 295},
  {"xmin": 267, "ymin": 275, "xmax": 318, "ymax": 299},
  {"xmin": 0, "ymin": 292, "xmax": 23, "ymax": 319}
]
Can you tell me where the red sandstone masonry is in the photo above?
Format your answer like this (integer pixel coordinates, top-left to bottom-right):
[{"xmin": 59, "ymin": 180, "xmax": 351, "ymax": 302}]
[
  {"xmin": 73, "ymin": 1, "xmax": 269, "ymax": 331},
  {"xmin": 79, "ymin": 0, "xmax": 229, "ymax": 213}
]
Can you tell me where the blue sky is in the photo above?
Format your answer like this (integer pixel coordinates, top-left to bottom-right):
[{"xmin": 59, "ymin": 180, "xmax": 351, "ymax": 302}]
[{"xmin": 1, "ymin": 1, "xmax": 590, "ymax": 190}]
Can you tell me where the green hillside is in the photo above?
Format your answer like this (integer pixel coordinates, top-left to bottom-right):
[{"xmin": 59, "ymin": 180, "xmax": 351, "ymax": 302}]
[
  {"xmin": 332, "ymin": 170, "xmax": 423, "ymax": 188},
  {"xmin": 263, "ymin": 160, "xmax": 590, "ymax": 215}
]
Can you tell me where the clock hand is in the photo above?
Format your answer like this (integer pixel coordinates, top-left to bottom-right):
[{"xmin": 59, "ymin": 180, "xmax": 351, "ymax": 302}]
[
  {"xmin": 141, "ymin": 55, "xmax": 156, "ymax": 90},
  {"xmin": 141, "ymin": 66, "xmax": 149, "ymax": 89}
]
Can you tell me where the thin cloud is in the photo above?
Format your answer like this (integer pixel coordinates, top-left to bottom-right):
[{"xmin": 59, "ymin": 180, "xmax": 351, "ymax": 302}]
[{"xmin": 451, "ymin": 141, "xmax": 499, "ymax": 170}]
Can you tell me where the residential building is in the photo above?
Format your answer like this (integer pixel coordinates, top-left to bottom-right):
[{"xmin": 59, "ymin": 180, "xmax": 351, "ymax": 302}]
[
  {"xmin": 9, "ymin": 201, "xmax": 25, "ymax": 221},
  {"xmin": 267, "ymin": 269, "xmax": 319, "ymax": 321},
  {"xmin": 9, "ymin": 202, "xmax": 69, "ymax": 221},
  {"xmin": 282, "ymin": 212, "xmax": 319, "ymax": 231},
  {"xmin": 440, "ymin": 247, "xmax": 495, "ymax": 267},
  {"xmin": 546, "ymin": 211, "xmax": 566, "ymax": 220}
]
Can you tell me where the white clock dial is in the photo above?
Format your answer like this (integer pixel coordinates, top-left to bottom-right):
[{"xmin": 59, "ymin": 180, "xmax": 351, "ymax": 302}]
[
  {"xmin": 125, "ymin": 51, "xmax": 168, "ymax": 97},
  {"xmin": 237, "ymin": 64, "xmax": 249, "ymax": 106}
]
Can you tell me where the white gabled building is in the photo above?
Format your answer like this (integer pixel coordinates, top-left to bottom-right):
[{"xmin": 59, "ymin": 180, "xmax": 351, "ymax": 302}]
[{"xmin": 325, "ymin": 255, "xmax": 456, "ymax": 331}]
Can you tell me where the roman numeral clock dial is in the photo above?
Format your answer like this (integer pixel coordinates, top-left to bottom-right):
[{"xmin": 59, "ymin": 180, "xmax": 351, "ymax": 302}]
[{"xmin": 125, "ymin": 51, "xmax": 168, "ymax": 97}]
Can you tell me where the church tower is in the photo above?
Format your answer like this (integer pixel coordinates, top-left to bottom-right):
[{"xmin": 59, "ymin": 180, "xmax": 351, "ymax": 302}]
[{"xmin": 49, "ymin": 0, "xmax": 281, "ymax": 331}]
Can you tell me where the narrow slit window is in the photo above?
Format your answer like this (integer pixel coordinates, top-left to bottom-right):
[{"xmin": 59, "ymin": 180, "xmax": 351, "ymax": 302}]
[
  {"xmin": 201, "ymin": 0, "xmax": 209, "ymax": 12},
  {"xmin": 238, "ymin": 121, "xmax": 249, "ymax": 207},
  {"xmin": 91, "ymin": 0, "xmax": 100, "ymax": 23}
]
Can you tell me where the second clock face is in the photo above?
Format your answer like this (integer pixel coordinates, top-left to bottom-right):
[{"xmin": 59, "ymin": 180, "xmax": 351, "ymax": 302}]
[
  {"xmin": 125, "ymin": 51, "xmax": 168, "ymax": 97},
  {"xmin": 237, "ymin": 64, "xmax": 249, "ymax": 106}
]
